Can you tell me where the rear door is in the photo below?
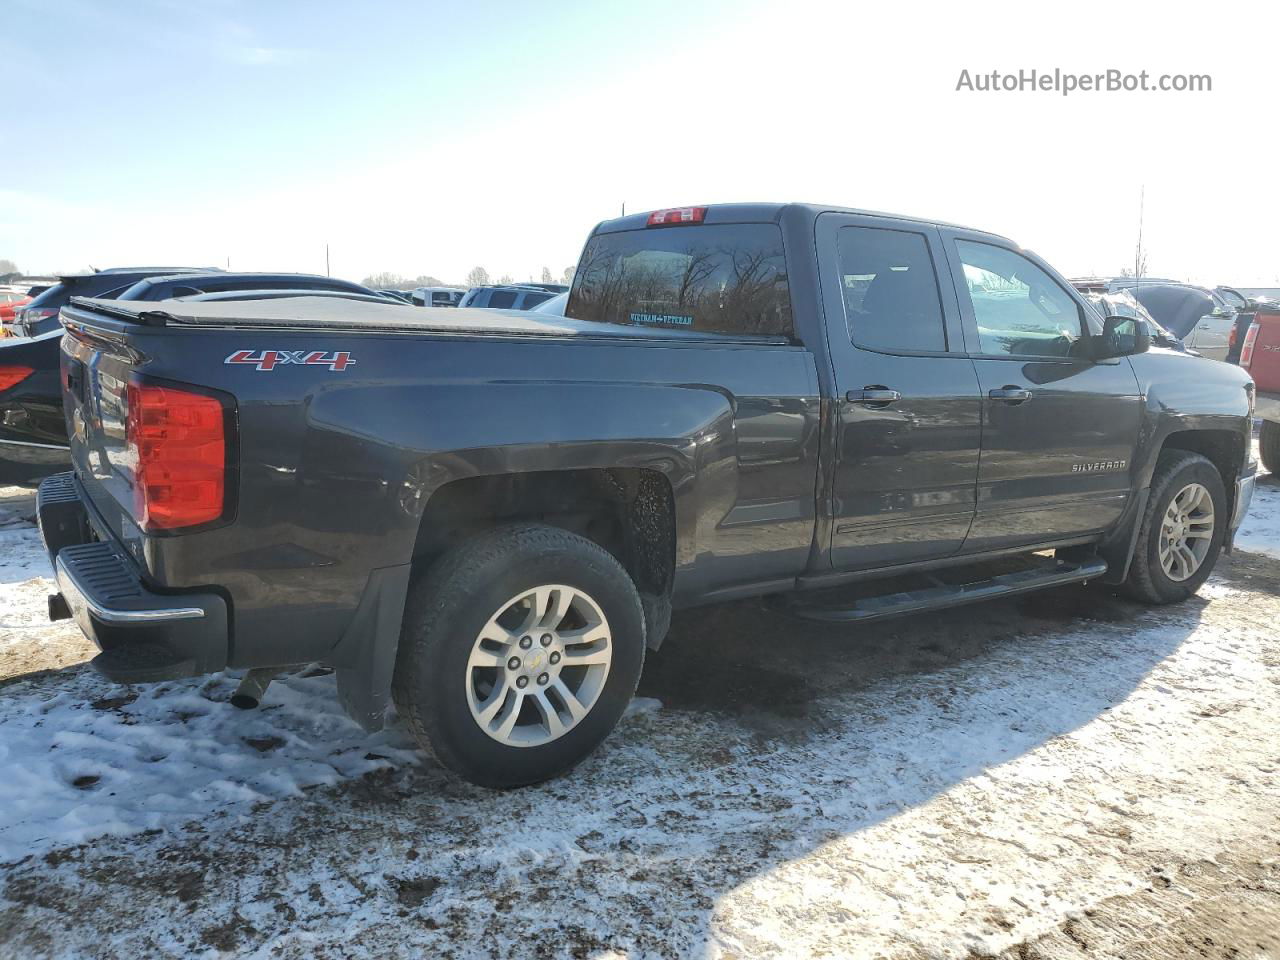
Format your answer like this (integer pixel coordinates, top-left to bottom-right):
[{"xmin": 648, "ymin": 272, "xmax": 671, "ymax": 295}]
[
  {"xmin": 817, "ymin": 213, "xmax": 983, "ymax": 568},
  {"xmin": 939, "ymin": 230, "xmax": 1142, "ymax": 552}
]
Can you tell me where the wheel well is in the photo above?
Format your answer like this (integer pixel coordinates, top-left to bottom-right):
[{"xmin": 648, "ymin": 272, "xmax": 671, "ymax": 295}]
[
  {"xmin": 1159, "ymin": 429, "xmax": 1243, "ymax": 525},
  {"xmin": 1160, "ymin": 429, "xmax": 1243, "ymax": 489},
  {"xmin": 411, "ymin": 468, "xmax": 676, "ymax": 604}
]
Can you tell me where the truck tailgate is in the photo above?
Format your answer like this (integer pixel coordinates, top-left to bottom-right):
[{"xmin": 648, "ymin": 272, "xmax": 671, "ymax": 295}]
[{"xmin": 59, "ymin": 303, "xmax": 239, "ymax": 571}]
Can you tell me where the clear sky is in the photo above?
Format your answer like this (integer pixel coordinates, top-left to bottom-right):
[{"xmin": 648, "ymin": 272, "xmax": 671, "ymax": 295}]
[{"xmin": 2, "ymin": 0, "xmax": 1276, "ymax": 287}]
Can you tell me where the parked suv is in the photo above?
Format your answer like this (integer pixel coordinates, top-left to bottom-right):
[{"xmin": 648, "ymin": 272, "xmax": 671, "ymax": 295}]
[
  {"xmin": 460, "ymin": 284, "xmax": 562, "ymax": 310},
  {"xmin": 9, "ymin": 267, "xmax": 221, "ymax": 338},
  {"xmin": 40, "ymin": 203, "xmax": 1255, "ymax": 788},
  {"xmin": 411, "ymin": 286, "xmax": 466, "ymax": 307}
]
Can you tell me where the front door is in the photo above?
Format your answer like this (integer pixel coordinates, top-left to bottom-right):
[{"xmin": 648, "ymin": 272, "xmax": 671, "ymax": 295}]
[
  {"xmin": 940, "ymin": 231, "xmax": 1142, "ymax": 552},
  {"xmin": 818, "ymin": 213, "xmax": 983, "ymax": 569}
]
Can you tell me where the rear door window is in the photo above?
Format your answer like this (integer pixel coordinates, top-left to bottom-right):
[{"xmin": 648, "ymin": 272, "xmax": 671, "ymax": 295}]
[
  {"xmin": 520, "ymin": 292, "xmax": 552, "ymax": 309},
  {"xmin": 838, "ymin": 227, "xmax": 947, "ymax": 353},
  {"xmin": 567, "ymin": 223, "xmax": 793, "ymax": 337},
  {"xmin": 488, "ymin": 290, "xmax": 517, "ymax": 309}
]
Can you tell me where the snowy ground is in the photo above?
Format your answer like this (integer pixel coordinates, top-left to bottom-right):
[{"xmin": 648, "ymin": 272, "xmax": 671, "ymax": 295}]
[{"xmin": 1, "ymin": 473, "xmax": 1279, "ymax": 958}]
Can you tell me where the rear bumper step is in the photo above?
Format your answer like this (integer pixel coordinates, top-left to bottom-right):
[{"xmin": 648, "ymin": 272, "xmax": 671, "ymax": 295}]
[
  {"xmin": 781, "ymin": 557, "xmax": 1109, "ymax": 623},
  {"xmin": 37, "ymin": 472, "xmax": 229, "ymax": 683}
]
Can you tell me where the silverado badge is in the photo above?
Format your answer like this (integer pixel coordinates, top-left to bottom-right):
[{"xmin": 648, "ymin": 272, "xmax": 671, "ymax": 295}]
[{"xmin": 1072, "ymin": 459, "xmax": 1127, "ymax": 473}]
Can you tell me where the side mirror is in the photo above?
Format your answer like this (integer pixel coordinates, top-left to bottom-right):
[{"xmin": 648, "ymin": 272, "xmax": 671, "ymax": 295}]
[{"xmin": 1091, "ymin": 314, "xmax": 1151, "ymax": 360}]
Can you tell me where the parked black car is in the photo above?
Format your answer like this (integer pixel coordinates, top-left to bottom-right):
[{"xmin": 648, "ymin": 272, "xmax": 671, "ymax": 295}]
[
  {"xmin": 40, "ymin": 202, "xmax": 1254, "ymax": 789},
  {"xmin": 174, "ymin": 289, "xmax": 398, "ymax": 305},
  {"xmin": 0, "ymin": 331, "xmax": 71, "ymax": 482},
  {"xmin": 115, "ymin": 272, "xmax": 378, "ymax": 303},
  {"xmin": 0, "ymin": 275, "xmax": 387, "ymax": 483},
  {"xmin": 8, "ymin": 267, "xmax": 221, "ymax": 338},
  {"xmin": 460, "ymin": 284, "xmax": 562, "ymax": 310}
]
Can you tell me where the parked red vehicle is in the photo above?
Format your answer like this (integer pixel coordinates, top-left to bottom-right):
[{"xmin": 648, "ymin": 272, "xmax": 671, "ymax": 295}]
[
  {"xmin": 0, "ymin": 290, "xmax": 32, "ymax": 336},
  {"xmin": 1240, "ymin": 303, "xmax": 1280, "ymax": 471}
]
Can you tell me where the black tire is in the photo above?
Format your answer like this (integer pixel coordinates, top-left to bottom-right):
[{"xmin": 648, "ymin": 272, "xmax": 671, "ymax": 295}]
[
  {"xmin": 1261, "ymin": 421, "xmax": 1280, "ymax": 476},
  {"xmin": 1123, "ymin": 450, "xmax": 1227, "ymax": 605},
  {"xmin": 392, "ymin": 523, "xmax": 645, "ymax": 788}
]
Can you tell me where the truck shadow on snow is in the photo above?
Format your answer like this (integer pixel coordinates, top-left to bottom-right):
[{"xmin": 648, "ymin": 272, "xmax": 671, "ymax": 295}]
[
  {"xmin": 2, "ymin": 568, "xmax": 1239, "ymax": 957},
  {"xmin": 638, "ymin": 579, "xmax": 1163, "ymax": 739}
]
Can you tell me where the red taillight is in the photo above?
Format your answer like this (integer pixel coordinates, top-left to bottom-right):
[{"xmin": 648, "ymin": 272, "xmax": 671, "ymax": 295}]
[
  {"xmin": 1240, "ymin": 322, "xmax": 1261, "ymax": 368},
  {"xmin": 126, "ymin": 382, "xmax": 228, "ymax": 531},
  {"xmin": 646, "ymin": 206, "xmax": 707, "ymax": 227},
  {"xmin": 0, "ymin": 365, "xmax": 34, "ymax": 391}
]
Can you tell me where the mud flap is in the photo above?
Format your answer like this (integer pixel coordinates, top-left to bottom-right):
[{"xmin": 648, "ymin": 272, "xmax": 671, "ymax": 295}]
[
  {"xmin": 640, "ymin": 591, "xmax": 672, "ymax": 651},
  {"xmin": 1099, "ymin": 487, "xmax": 1150, "ymax": 585},
  {"xmin": 332, "ymin": 563, "xmax": 413, "ymax": 731}
]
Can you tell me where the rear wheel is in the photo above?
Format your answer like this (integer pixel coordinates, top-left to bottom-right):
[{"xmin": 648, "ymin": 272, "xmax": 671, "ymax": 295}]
[
  {"xmin": 1260, "ymin": 421, "xmax": 1280, "ymax": 475},
  {"xmin": 392, "ymin": 524, "xmax": 645, "ymax": 788},
  {"xmin": 1123, "ymin": 450, "xmax": 1226, "ymax": 604}
]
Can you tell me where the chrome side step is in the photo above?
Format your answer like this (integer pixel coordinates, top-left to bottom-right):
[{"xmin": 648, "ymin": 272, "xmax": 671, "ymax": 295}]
[{"xmin": 782, "ymin": 558, "xmax": 1108, "ymax": 624}]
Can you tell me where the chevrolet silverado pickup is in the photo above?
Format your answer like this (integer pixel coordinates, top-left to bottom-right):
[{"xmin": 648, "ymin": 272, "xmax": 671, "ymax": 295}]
[{"xmin": 39, "ymin": 203, "xmax": 1257, "ymax": 787}]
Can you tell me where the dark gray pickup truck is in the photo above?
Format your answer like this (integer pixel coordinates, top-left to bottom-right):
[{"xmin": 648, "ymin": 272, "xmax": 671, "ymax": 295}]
[{"xmin": 39, "ymin": 203, "xmax": 1257, "ymax": 787}]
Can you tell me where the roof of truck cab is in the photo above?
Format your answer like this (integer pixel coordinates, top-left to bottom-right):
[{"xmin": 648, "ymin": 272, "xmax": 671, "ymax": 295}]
[
  {"xmin": 64, "ymin": 295, "xmax": 791, "ymax": 344},
  {"xmin": 592, "ymin": 202, "xmax": 1012, "ymax": 241}
]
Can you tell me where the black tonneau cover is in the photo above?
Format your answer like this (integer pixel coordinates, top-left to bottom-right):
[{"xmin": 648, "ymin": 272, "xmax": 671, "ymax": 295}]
[{"xmin": 64, "ymin": 296, "xmax": 789, "ymax": 344}]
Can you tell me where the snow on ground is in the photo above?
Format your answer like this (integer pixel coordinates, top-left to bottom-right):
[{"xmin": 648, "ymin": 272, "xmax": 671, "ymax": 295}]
[
  {"xmin": 0, "ymin": 668, "xmax": 421, "ymax": 861},
  {"xmin": 0, "ymin": 484, "xmax": 420, "ymax": 859},
  {"xmin": 1, "ymin": 481, "xmax": 1279, "ymax": 957}
]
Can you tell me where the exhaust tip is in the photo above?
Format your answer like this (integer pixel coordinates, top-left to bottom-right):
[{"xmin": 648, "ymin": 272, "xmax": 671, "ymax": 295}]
[
  {"xmin": 48, "ymin": 593, "xmax": 72, "ymax": 622},
  {"xmin": 230, "ymin": 668, "xmax": 275, "ymax": 711}
]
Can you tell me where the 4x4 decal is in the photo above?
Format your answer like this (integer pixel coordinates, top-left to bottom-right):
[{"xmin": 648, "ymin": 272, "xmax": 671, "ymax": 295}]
[{"xmin": 224, "ymin": 350, "xmax": 355, "ymax": 371}]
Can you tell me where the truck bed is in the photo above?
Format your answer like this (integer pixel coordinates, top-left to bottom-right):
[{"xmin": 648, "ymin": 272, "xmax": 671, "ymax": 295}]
[{"xmin": 68, "ymin": 295, "xmax": 790, "ymax": 344}]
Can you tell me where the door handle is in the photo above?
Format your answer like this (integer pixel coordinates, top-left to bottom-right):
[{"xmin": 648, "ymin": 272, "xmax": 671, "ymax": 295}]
[
  {"xmin": 847, "ymin": 387, "xmax": 902, "ymax": 405},
  {"xmin": 988, "ymin": 385, "xmax": 1032, "ymax": 404},
  {"xmin": 1199, "ymin": 324, "xmax": 1211, "ymax": 330}
]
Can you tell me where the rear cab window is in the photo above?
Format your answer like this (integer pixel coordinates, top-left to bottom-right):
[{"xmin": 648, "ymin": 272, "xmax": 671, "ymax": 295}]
[{"xmin": 567, "ymin": 222, "xmax": 793, "ymax": 338}]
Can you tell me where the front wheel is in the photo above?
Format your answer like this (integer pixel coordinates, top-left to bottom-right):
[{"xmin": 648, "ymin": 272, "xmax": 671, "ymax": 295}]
[
  {"xmin": 392, "ymin": 524, "xmax": 646, "ymax": 788},
  {"xmin": 1123, "ymin": 450, "xmax": 1227, "ymax": 604}
]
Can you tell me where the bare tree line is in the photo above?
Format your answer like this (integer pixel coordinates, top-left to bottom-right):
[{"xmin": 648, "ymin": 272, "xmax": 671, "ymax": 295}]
[{"xmin": 364, "ymin": 265, "xmax": 575, "ymax": 290}]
